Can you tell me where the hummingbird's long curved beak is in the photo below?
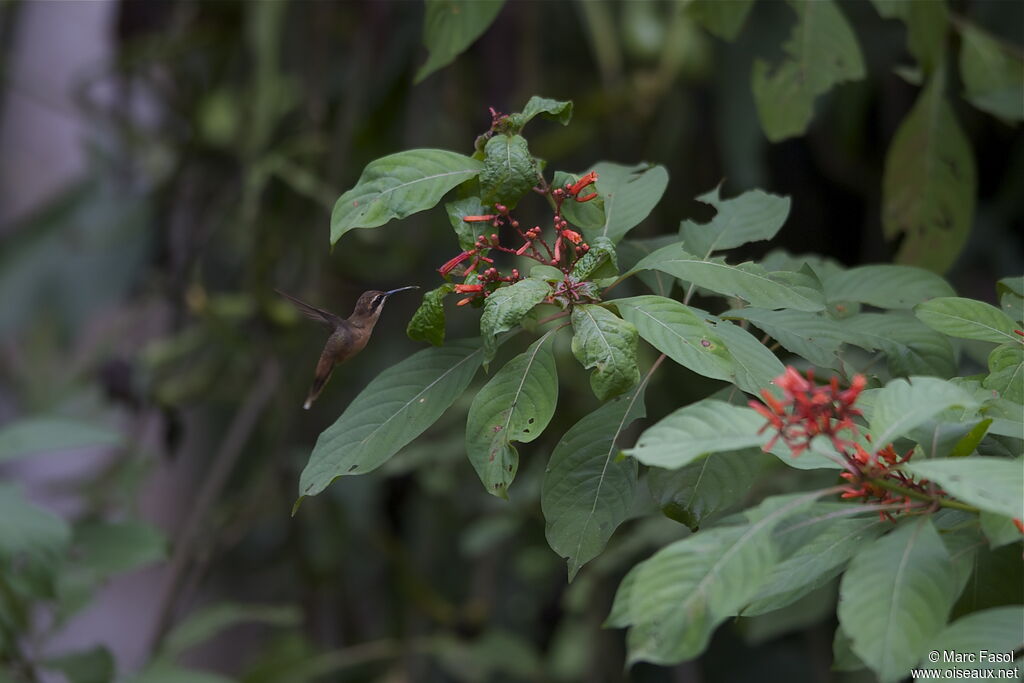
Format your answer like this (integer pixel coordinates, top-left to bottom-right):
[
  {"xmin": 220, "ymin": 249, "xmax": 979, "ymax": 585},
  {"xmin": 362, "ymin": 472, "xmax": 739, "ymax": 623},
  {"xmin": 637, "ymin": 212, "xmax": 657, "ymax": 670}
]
[{"xmin": 384, "ymin": 286, "xmax": 419, "ymax": 297}]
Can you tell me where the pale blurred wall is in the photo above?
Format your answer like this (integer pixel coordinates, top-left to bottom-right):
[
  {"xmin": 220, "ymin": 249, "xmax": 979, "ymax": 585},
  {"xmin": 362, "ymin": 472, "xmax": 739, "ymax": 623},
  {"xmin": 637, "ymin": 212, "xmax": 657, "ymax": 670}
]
[{"xmin": 0, "ymin": 0, "xmax": 115, "ymax": 231}]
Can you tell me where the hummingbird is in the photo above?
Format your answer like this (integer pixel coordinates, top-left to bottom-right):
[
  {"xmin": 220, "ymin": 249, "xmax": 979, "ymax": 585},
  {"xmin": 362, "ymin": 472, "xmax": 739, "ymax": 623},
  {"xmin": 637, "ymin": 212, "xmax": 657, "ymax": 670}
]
[{"xmin": 275, "ymin": 286, "xmax": 419, "ymax": 409}]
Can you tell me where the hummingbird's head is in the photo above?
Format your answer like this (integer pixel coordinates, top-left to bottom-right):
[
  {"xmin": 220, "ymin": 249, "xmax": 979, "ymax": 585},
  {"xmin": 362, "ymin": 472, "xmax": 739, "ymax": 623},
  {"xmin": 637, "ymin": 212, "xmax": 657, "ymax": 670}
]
[{"xmin": 352, "ymin": 286, "xmax": 419, "ymax": 322}]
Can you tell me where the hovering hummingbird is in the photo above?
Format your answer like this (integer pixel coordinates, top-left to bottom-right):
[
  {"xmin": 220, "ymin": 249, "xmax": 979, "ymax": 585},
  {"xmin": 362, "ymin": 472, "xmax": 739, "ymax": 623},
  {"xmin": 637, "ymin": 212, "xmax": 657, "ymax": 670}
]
[{"xmin": 275, "ymin": 286, "xmax": 419, "ymax": 409}]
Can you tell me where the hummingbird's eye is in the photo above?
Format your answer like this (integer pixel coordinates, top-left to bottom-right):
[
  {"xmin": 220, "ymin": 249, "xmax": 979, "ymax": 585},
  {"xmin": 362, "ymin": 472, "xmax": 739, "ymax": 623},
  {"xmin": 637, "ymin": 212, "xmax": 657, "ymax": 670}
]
[{"xmin": 369, "ymin": 295, "xmax": 385, "ymax": 312}]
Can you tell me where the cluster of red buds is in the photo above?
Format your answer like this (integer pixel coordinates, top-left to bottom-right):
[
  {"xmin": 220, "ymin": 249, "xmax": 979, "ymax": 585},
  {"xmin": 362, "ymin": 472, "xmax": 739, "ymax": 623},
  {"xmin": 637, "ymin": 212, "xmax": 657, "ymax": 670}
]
[
  {"xmin": 751, "ymin": 367, "xmax": 1009, "ymax": 524},
  {"xmin": 436, "ymin": 171, "xmax": 600, "ymax": 307}
]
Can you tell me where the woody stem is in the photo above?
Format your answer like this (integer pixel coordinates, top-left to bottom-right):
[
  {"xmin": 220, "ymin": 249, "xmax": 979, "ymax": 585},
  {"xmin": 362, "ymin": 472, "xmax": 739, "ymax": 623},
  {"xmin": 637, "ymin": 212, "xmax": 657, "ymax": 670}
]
[{"xmin": 867, "ymin": 477, "xmax": 979, "ymax": 514}]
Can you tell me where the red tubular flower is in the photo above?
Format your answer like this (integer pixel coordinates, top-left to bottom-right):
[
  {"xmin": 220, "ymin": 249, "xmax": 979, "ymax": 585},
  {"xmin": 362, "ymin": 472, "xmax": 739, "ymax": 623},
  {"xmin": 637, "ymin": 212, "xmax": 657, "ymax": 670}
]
[
  {"xmin": 568, "ymin": 171, "xmax": 598, "ymax": 196},
  {"xmin": 438, "ymin": 250, "xmax": 474, "ymax": 276},
  {"xmin": 456, "ymin": 297, "xmax": 474, "ymax": 306},
  {"xmin": 575, "ymin": 192, "xmax": 598, "ymax": 203},
  {"xmin": 562, "ymin": 229, "xmax": 582, "ymax": 244},
  {"xmin": 454, "ymin": 284, "xmax": 484, "ymax": 294},
  {"xmin": 462, "ymin": 214, "xmax": 497, "ymax": 222}
]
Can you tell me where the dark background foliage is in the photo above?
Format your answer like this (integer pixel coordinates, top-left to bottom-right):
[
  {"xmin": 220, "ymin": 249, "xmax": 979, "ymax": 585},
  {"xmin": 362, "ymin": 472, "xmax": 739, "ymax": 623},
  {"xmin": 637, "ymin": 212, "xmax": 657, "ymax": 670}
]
[{"xmin": 0, "ymin": 1, "xmax": 1020, "ymax": 681}]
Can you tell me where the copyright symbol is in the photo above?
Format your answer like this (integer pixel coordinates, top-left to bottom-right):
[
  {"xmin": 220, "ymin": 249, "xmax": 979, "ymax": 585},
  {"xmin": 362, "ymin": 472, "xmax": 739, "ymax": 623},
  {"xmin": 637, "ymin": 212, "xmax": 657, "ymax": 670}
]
[{"xmin": 928, "ymin": 651, "xmax": 940, "ymax": 662}]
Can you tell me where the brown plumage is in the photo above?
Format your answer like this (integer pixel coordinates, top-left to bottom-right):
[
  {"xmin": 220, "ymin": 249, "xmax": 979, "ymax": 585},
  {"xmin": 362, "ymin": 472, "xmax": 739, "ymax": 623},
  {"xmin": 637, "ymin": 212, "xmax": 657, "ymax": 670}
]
[{"xmin": 275, "ymin": 287, "xmax": 419, "ymax": 409}]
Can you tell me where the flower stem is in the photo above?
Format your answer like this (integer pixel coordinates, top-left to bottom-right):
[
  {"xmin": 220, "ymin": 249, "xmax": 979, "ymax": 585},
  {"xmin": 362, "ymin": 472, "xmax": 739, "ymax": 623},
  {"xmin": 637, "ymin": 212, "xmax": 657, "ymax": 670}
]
[{"xmin": 869, "ymin": 477, "xmax": 979, "ymax": 514}]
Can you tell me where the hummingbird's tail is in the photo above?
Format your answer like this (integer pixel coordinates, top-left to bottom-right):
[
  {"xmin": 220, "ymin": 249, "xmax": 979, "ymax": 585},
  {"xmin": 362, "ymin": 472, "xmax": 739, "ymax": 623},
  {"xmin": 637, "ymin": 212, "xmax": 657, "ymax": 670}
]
[{"xmin": 304, "ymin": 354, "xmax": 335, "ymax": 410}]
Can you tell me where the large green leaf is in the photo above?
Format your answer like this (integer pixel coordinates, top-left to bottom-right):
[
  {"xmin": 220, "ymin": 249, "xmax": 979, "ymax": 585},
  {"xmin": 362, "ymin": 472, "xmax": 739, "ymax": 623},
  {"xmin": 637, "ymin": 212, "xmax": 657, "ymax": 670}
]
[
  {"xmin": 918, "ymin": 606, "xmax": 1024, "ymax": 680},
  {"xmin": 902, "ymin": 457, "xmax": 1023, "ymax": 519},
  {"xmin": 627, "ymin": 400, "xmax": 767, "ymax": 469},
  {"xmin": 0, "ymin": 417, "xmax": 123, "ymax": 463},
  {"xmin": 0, "ymin": 483, "xmax": 70, "ymax": 559},
  {"xmin": 822, "ymin": 264, "xmax": 955, "ymax": 309},
  {"xmin": 570, "ymin": 305, "xmax": 641, "ymax": 401},
  {"xmin": 507, "ymin": 96, "xmax": 573, "ymax": 130},
  {"xmin": 407, "ymin": 284, "xmax": 453, "ymax": 347},
  {"xmin": 299, "ymin": 339, "xmax": 485, "ymax": 497},
  {"xmin": 480, "ymin": 278, "xmax": 551, "ymax": 364},
  {"xmin": 866, "ymin": 377, "xmax": 979, "ymax": 448},
  {"xmin": 872, "ymin": 0, "xmax": 948, "ymax": 74},
  {"xmin": 612, "ymin": 492, "xmax": 825, "ymax": 665},
  {"xmin": 882, "ymin": 71, "xmax": 976, "ymax": 273},
  {"xmin": 616, "ymin": 237, "xmax": 678, "ymax": 296},
  {"xmin": 838, "ymin": 518, "xmax": 960, "ymax": 683},
  {"xmin": 985, "ymin": 344, "xmax": 1023, "ymax": 404},
  {"xmin": 752, "ymin": 0, "xmax": 865, "ymax": 141},
  {"xmin": 415, "ymin": 0, "xmax": 505, "ymax": 83},
  {"xmin": 647, "ymin": 449, "xmax": 768, "ymax": 531},
  {"xmin": 686, "ymin": 0, "xmax": 754, "ymax": 41},
  {"xmin": 997, "ymin": 275, "xmax": 1024, "ymax": 322},
  {"xmin": 958, "ymin": 21, "xmax": 1024, "ymax": 122},
  {"xmin": 331, "ymin": 150, "xmax": 482, "ymax": 243},
  {"xmin": 745, "ymin": 509, "xmax": 886, "ymax": 616},
  {"xmin": 542, "ymin": 382, "xmax": 646, "ymax": 580},
  {"xmin": 724, "ymin": 307, "xmax": 848, "ymax": 368},
  {"xmin": 589, "ymin": 162, "xmax": 669, "ymax": 243},
  {"xmin": 712, "ymin": 317, "xmax": 787, "ymax": 395},
  {"xmin": 466, "ymin": 332, "xmax": 559, "ymax": 499},
  {"xmin": 840, "ymin": 313, "xmax": 957, "ymax": 378},
  {"xmin": 631, "ymin": 247, "xmax": 825, "ymax": 312},
  {"xmin": 915, "ymin": 297, "xmax": 1020, "ymax": 344},
  {"xmin": 480, "ymin": 134, "xmax": 535, "ymax": 208},
  {"xmin": 613, "ymin": 295, "xmax": 733, "ymax": 383},
  {"xmin": 679, "ymin": 185, "xmax": 791, "ymax": 256},
  {"xmin": 571, "ymin": 236, "xmax": 618, "ymax": 281}
]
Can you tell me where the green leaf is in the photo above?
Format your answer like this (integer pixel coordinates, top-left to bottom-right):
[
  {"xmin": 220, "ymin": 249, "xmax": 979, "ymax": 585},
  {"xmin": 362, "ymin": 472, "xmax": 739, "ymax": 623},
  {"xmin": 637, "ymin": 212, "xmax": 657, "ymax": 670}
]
[
  {"xmin": 997, "ymin": 276, "xmax": 1023, "ymax": 323},
  {"xmin": 867, "ymin": 377, "xmax": 978, "ymax": 447},
  {"xmin": 466, "ymin": 332, "xmax": 559, "ymax": 499},
  {"xmin": 571, "ymin": 236, "xmax": 618, "ymax": 281},
  {"xmin": 724, "ymin": 308, "xmax": 847, "ymax": 368},
  {"xmin": 415, "ymin": 0, "xmax": 505, "ymax": 83},
  {"xmin": 542, "ymin": 381, "xmax": 647, "ymax": 580},
  {"xmin": 902, "ymin": 457, "xmax": 1023, "ymax": 519},
  {"xmin": 43, "ymin": 646, "xmax": 114, "ymax": 683},
  {"xmin": 589, "ymin": 162, "xmax": 669, "ymax": 243},
  {"xmin": 407, "ymin": 284, "xmax": 454, "ymax": 346},
  {"xmin": 915, "ymin": 297, "xmax": 1020, "ymax": 344},
  {"xmin": 616, "ymin": 237, "xmax": 678, "ymax": 296},
  {"xmin": 958, "ymin": 21, "xmax": 1024, "ymax": 122},
  {"xmin": 0, "ymin": 483, "xmax": 70, "ymax": 559},
  {"xmin": 822, "ymin": 264, "xmax": 955, "ymax": 309},
  {"xmin": 480, "ymin": 134, "xmax": 535, "ymax": 209},
  {"xmin": 570, "ymin": 305, "xmax": 641, "ymax": 401},
  {"xmin": 0, "ymin": 417, "xmax": 123, "ymax": 463},
  {"xmin": 331, "ymin": 150, "xmax": 482, "ymax": 243},
  {"xmin": 631, "ymin": 247, "xmax": 826, "ymax": 312},
  {"xmin": 872, "ymin": 0, "xmax": 948, "ymax": 74},
  {"xmin": 553, "ymin": 170, "xmax": 606, "ymax": 231},
  {"xmin": 979, "ymin": 512, "xmax": 1023, "ymax": 549},
  {"xmin": 919, "ymin": 606, "xmax": 1024, "ymax": 679},
  {"xmin": 745, "ymin": 509, "xmax": 886, "ymax": 616},
  {"xmin": 480, "ymin": 278, "xmax": 551, "ymax": 364},
  {"xmin": 686, "ymin": 0, "xmax": 754, "ymax": 41},
  {"xmin": 882, "ymin": 70, "xmax": 976, "ymax": 274},
  {"xmin": 954, "ymin": 543, "xmax": 1023, "ymax": 616},
  {"xmin": 612, "ymin": 492, "xmax": 825, "ymax": 665},
  {"xmin": 712, "ymin": 317, "xmax": 787, "ymax": 395},
  {"xmin": 679, "ymin": 185, "xmax": 791, "ymax": 256},
  {"xmin": 446, "ymin": 196, "xmax": 491, "ymax": 252},
  {"xmin": 751, "ymin": 0, "xmax": 865, "ymax": 141},
  {"xmin": 613, "ymin": 295, "xmax": 733, "ymax": 383},
  {"xmin": 648, "ymin": 449, "xmax": 768, "ymax": 531},
  {"xmin": 840, "ymin": 313, "xmax": 957, "ymax": 378},
  {"xmin": 628, "ymin": 400, "xmax": 768, "ymax": 469},
  {"xmin": 507, "ymin": 96, "xmax": 573, "ymax": 130},
  {"xmin": 838, "ymin": 517, "xmax": 960, "ymax": 683},
  {"xmin": 985, "ymin": 344, "xmax": 1023, "ymax": 404},
  {"xmin": 161, "ymin": 603, "xmax": 300, "ymax": 660},
  {"xmin": 299, "ymin": 340, "xmax": 486, "ymax": 497},
  {"xmin": 74, "ymin": 521, "xmax": 166, "ymax": 577},
  {"xmin": 129, "ymin": 664, "xmax": 232, "ymax": 683}
]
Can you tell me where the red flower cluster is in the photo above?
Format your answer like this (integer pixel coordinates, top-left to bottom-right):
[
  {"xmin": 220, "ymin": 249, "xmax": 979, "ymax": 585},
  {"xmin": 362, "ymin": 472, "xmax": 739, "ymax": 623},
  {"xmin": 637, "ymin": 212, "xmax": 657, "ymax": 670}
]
[
  {"xmin": 751, "ymin": 367, "xmax": 958, "ymax": 523},
  {"xmin": 750, "ymin": 367, "xmax": 865, "ymax": 458}
]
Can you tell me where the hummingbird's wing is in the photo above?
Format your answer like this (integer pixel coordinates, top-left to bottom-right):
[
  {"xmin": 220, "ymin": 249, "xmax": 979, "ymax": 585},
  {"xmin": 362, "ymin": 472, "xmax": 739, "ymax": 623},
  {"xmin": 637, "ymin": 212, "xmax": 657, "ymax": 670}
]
[{"xmin": 275, "ymin": 289, "xmax": 343, "ymax": 327}]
